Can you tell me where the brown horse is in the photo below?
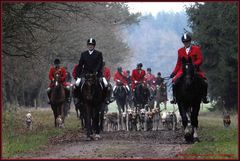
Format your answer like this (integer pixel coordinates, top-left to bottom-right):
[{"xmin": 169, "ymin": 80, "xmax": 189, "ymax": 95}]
[{"xmin": 50, "ymin": 72, "xmax": 66, "ymax": 128}]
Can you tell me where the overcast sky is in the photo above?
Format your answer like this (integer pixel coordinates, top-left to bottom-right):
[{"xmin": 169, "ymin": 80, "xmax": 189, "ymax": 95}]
[{"xmin": 126, "ymin": 2, "xmax": 195, "ymax": 16}]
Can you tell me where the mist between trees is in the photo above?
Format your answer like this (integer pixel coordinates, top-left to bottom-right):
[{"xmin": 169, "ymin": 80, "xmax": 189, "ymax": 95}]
[{"xmin": 2, "ymin": 2, "xmax": 238, "ymax": 111}]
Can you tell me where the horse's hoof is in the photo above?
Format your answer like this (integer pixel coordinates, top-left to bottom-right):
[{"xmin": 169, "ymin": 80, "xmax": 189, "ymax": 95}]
[
  {"xmin": 184, "ymin": 133, "xmax": 193, "ymax": 143},
  {"xmin": 95, "ymin": 134, "xmax": 101, "ymax": 140}
]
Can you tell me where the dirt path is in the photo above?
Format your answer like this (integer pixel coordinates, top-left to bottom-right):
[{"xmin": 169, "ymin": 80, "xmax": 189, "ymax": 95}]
[{"xmin": 19, "ymin": 128, "xmax": 192, "ymax": 159}]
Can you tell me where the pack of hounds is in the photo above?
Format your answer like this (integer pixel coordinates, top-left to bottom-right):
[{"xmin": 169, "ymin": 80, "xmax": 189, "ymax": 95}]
[{"xmin": 104, "ymin": 105, "xmax": 182, "ymax": 132}]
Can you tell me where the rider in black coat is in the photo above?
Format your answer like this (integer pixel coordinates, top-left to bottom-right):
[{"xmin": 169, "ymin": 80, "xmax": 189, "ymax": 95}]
[
  {"xmin": 76, "ymin": 38, "xmax": 103, "ymax": 78},
  {"xmin": 75, "ymin": 38, "xmax": 108, "ymax": 104}
]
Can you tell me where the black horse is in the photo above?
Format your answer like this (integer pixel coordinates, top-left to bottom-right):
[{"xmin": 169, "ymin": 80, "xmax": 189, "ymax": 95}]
[
  {"xmin": 147, "ymin": 84, "xmax": 156, "ymax": 111},
  {"xmin": 114, "ymin": 81, "xmax": 128, "ymax": 113},
  {"xmin": 80, "ymin": 73, "xmax": 105, "ymax": 141},
  {"xmin": 175, "ymin": 57, "xmax": 203, "ymax": 143},
  {"xmin": 155, "ymin": 83, "xmax": 168, "ymax": 110},
  {"xmin": 113, "ymin": 81, "xmax": 128, "ymax": 130},
  {"xmin": 133, "ymin": 82, "xmax": 150, "ymax": 113},
  {"xmin": 50, "ymin": 73, "xmax": 66, "ymax": 128}
]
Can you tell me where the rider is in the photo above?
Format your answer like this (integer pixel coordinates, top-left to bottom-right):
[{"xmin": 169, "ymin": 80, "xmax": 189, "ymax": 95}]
[
  {"xmin": 47, "ymin": 58, "xmax": 71, "ymax": 104},
  {"xmin": 64, "ymin": 66, "xmax": 72, "ymax": 83},
  {"xmin": 155, "ymin": 72, "xmax": 164, "ymax": 86},
  {"xmin": 131, "ymin": 63, "xmax": 146, "ymax": 91},
  {"xmin": 126, "ymin": 70, "xmax": 132, "ymax": 87},
  {"xmin": 75, "ymin": 38, "xmax": 108, "ymax": 102},
  {"xmin": 144, "ymin": 68, "xmax": 156, "ymax": 88},
  {"xmin": 170, "ymin": 33, "xmax": 209, "ymax": 104},
  {"xmin": 113, "ymin": 67, "xmax": 130, "ymax": 94}
]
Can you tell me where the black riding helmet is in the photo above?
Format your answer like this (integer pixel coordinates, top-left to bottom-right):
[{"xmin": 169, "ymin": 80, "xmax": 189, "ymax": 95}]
[
  {"xmin": 117, "ymin": 67, "xmax": 122, "ymax": 72},
  {"xmin": 137, "ymin": 63, "xmax": 143, "ymax": 68},
  {"xmin": 54, "ymin": 58, "xmax": 60, "ymax": 65},
  {"xmin": 157, "ymin": 72, "xmax": 161, "ymax": 76},
  {"xmin": 181, "ymin": 33, "xmax": 191, "ymax": 42},
  {"xmin": 87, "ymin": 38, "xmax": 96, "ymax": 45},
  {"xmin": 147, "ymin": 68, "xmax": 151, "ymax": 72}
]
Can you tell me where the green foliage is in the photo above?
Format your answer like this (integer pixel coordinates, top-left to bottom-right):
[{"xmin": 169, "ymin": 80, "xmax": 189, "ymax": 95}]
[{"xmin": 186, "ymin": 2, "xmax": 238, "ymax": 110}]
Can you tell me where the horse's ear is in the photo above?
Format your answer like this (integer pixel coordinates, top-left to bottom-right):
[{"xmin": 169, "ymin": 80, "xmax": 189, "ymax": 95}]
[
  {"xmin": 188, "ymin": 57, "xmax": 192, "ymax": 64},
  {"xmin": 181, "ymin": 57, "xmax": 186, "ymax": 64}
]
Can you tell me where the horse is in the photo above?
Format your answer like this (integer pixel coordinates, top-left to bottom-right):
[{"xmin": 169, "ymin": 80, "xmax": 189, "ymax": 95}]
[
  {"xmin": 113, "ymin": 81, "xmax": 128, "ymax": 130},
  {"xmin": 126, "ymin": 84, "xmax": 134, "ymax": 110},
  {"xmin": 50, "ymin": 72, "xmax": 66, "ymax": 128},
  {"xmin": 80, "ymin": 73, "xmax": 105, "ymax": 141},
  {"xmin": 174, "ymin": 57, "xmax": 203, "ymax": 143},
  {"xmin": 155, "ymin": 83, "xmax": 168, "ymax": 110},
  {"xmin": 133, "ymin": 82, "xmax": 150, "ymax": 113},
  {"xmin": 147, "ymin": 84, "xmax": 156, "ymax": 111}
]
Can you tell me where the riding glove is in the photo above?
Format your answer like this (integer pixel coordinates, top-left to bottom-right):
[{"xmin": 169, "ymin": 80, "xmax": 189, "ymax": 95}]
[
  {"xmin": 170, "ymin": 73, "xmax": 175, "ymax": 78},
  {"xmin": 76, "ymin": 78, "xmax": 81, "ymax": 86}
]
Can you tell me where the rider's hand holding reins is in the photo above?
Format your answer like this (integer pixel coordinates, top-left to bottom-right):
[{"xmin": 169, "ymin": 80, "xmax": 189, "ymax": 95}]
[
  {"xmin": 76, "ymin": 78, "xmax": 81, "ymax": 86},
  {"xmin": 170, "ymin": 73, "xmax": 175, "ymax": 78}
]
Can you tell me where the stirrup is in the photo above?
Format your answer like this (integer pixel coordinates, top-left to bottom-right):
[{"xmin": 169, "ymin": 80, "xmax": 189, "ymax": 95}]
[
  {"xmin": 105, "ymin": 100, "xmax": 110, "ymax": 105},
  {"xmin": 202, "ymin": 97, "xmax": 209, "ymax": 104},
  {"xmin": 170, "ymin": 98, "xmax": 176, "ymax": 104}
]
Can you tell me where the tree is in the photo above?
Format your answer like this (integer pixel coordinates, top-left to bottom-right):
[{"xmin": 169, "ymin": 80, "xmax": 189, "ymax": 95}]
[
  {"xmin": 186, "ymin": 2, "xmax": 238, "ymax": 110},
  {"xmin": 2, "ymin": 2, "xmax": 139, "ymax": 108}
]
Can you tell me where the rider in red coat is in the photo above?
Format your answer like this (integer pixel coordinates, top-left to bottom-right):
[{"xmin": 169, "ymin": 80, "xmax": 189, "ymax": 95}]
[
  {"xmin": 102, "ymin": 61, "xmax": 113, "ymax": 104},
  {"xmin": 170, "ymin": 33, "xmax": 209, "ymax": 104},
  {"xmin": 103, "ymin": 64, "xmax": 111, "ymax": 82},
  {"xmin": 72, "ymin": 64, "xmax": 78, "ymax": 80},
  {"xmin": 131, "ymin": 63, "xmax": 146, "ymax": 91},
  {"xmin": 114, "ymin": 67, "xmax": 128, "ymax": 86},
  {"xmin": 47, "ymin": 59, "xmax": 70, "ymax": 104},
  {"xmin": 113, "ymin": 67, "xmax": 130, "ymax": 93},
  {"xmin": 144, "ymin": 68, "xmax": 156, "ymax": 89}
]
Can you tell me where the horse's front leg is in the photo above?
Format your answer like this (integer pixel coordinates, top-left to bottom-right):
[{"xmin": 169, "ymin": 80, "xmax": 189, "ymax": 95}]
[
  {"xmin": 85, "ymin": 104, "xmax": 93, "ymax": 141},
  {"xmin": 92, "ymin": 105, "xmax": 101, "ymax": 140},
  {"xmin": 178, "ymin": 103, "xmax": 192, "ymax": 142},
  {"xmin": 61, "ymin": 103, "xmax": 65, "ymax": 123},
  {"xmin": 191, "ymin": 103, "xmax": 201, "ymax": 143}
]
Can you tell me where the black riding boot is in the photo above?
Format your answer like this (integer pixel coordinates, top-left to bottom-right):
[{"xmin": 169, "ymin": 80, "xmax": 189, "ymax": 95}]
[
  {"xmin": 47, "ymin": 89, "xmax": 51, "ymax": 104},
  {"xmin": 170, "ymin": 84, "xmax": 177, "ymax": 104},
  {"xmin": 201, "ymin": 79, "xmax": 209, "ymax": 104},
  {"xmin": 73, "ymin": 85, "xmax": 81, "ymax": 105}
]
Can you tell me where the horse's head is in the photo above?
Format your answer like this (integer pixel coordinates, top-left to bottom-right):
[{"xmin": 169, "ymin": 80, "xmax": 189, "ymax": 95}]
[
  {"xmin": 116, "ymin": 80, "xmax": 123, "ymax": 86},
  {"xmin": 85, "ymin": 73, "xmax": 97, "ymax": 86},
  {"xmin": 181, "ymin": 57, "xmax": 196, "ymax": 87},
  {"xmin": 82, "ymin": 73, "xmax": 98, "ymax": 101},
  {"xmin": 114, "ymin": 81, "xmax": 127, "ymax": 99},
  {"xmin": 53, "ymin": 72, "xmax": 62, "ymax": 88}
]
